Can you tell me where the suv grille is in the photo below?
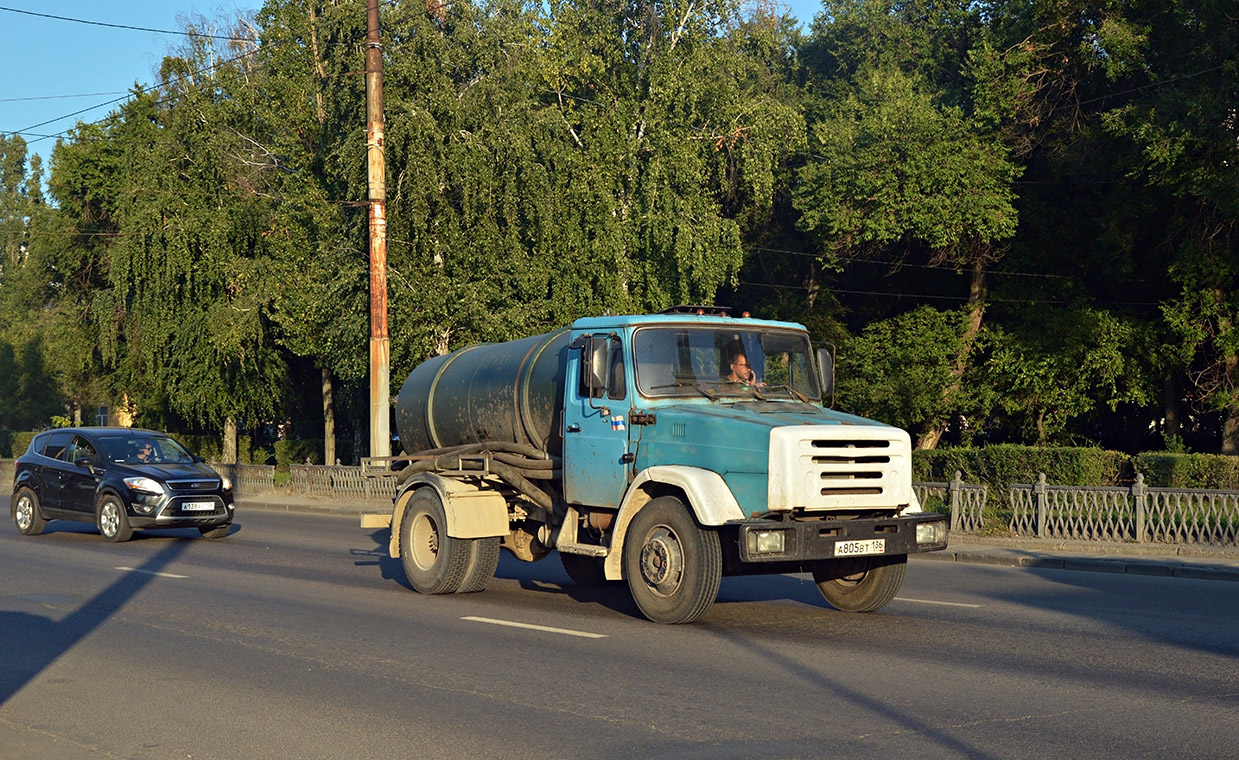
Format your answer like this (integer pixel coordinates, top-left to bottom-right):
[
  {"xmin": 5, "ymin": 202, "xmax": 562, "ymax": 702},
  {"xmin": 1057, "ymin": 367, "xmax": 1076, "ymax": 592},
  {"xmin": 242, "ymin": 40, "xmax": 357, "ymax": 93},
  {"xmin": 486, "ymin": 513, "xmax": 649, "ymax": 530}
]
[{"xmin": 166, "ymin": 478, "xmax": 221, "ymax": 493}]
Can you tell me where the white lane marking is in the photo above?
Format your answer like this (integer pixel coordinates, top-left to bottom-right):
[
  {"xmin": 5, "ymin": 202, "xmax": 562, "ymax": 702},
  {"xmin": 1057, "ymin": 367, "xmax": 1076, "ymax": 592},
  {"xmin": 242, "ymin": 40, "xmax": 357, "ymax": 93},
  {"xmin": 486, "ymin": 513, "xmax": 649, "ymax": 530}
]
[
  {"xmin": 462, "ymin": 616, "xmax": 607, "ymax": 639},
  {"xmin": 896, "ymin": 597, "xmax": 982, "ymax": 608},
  {"xmin": 115, "ymin": 567, "xmax": 188, "ymax": 579}
]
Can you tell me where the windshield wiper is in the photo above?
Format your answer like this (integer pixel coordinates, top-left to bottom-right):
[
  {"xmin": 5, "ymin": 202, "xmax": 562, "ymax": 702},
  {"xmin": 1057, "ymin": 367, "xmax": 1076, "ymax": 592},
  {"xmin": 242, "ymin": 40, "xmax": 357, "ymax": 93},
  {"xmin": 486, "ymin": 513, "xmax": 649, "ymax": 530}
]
[
  {"xmin": 649, "ymin": 382, "xmax": 719, "ymax": 400},
  {"xmin": 763, "ymin": 384, "xmax": 810, "ymax": 403}
]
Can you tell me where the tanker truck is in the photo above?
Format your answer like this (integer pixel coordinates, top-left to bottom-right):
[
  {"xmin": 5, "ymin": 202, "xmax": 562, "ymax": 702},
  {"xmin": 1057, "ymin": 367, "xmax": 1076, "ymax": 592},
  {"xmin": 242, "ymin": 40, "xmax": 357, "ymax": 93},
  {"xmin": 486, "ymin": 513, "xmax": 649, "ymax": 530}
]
[{"xmin": 360, "ymin": 306, "xmax": 948, "ymax": 624}]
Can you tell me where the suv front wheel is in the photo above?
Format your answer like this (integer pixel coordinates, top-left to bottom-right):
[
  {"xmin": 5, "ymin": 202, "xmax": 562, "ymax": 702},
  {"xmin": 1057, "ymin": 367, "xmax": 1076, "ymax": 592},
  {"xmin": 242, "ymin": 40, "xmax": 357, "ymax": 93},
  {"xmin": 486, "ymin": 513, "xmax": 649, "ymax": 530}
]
[{"xmin": 97, "ymin": 496, "xmax": 134, "ymax": 543}]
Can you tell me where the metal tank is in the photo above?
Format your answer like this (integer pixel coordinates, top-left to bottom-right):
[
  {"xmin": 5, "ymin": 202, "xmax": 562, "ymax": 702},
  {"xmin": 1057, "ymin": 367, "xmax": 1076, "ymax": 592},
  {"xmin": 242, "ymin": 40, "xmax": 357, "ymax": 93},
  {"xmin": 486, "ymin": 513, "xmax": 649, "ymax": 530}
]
[{"xmin": 395, "ymin": 329, "xmax": 570, "ymax": 455}]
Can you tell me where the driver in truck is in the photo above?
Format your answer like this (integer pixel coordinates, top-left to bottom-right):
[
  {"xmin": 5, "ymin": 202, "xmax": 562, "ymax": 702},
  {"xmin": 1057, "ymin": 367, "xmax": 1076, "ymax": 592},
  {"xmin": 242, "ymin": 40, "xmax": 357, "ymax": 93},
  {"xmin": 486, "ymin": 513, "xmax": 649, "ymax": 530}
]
[{"xmin": 726, "ymin": 350, "xmax": 757, "ymax": 384}]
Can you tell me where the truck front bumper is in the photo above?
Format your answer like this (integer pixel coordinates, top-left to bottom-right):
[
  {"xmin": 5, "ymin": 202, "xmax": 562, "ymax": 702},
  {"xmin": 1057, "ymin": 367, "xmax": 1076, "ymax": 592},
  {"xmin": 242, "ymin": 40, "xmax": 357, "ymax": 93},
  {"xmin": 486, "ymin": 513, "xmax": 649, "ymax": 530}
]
[{"xmin": 735, "ymin": 513, "xmax": 948, "ymax": 563}]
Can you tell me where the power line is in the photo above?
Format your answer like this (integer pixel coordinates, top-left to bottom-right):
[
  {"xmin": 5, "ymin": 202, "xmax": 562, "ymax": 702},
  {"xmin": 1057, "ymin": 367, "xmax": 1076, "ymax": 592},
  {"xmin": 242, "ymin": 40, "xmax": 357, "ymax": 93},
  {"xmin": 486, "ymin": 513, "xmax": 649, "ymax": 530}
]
[
  {"xmin": 0, "ymin": 92, "xmax": 129, "ymax": 103},
  {"xmin": 735, "ymin": 280, "xmax": 1162, "ymax": 307},
  {"xmin": 747, "ymin": 245, "xmax": 1154, "ymax": 284},
  {"xmin": 0, "ymin": 5, "xmax": 252, "ymax": 41}
]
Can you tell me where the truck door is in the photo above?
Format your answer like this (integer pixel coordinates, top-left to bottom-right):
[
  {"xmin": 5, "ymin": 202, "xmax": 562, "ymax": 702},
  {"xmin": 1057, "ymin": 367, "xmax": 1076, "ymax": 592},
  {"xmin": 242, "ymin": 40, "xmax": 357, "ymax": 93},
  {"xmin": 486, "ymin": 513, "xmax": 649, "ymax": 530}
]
[{"xmin": 563, "ymin": 334, "xmax": 631, "ymax": 508}]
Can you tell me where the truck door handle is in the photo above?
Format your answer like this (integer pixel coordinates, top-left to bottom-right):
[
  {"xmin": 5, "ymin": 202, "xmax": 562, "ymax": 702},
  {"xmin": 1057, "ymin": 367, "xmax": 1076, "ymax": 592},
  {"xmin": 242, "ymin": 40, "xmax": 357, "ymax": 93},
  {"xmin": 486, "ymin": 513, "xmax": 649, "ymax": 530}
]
[{"xmin": 566, "ymin": 424, "xmax": 581, "ymax": 433}]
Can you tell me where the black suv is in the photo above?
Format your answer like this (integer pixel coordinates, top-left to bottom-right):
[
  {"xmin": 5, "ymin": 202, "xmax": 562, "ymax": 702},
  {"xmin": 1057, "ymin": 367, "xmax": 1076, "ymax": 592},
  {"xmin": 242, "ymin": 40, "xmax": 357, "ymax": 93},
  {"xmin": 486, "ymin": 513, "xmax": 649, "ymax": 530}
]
[{"xmin": 10, "ymin": 427, "xmax": 234, "ymax": 542}]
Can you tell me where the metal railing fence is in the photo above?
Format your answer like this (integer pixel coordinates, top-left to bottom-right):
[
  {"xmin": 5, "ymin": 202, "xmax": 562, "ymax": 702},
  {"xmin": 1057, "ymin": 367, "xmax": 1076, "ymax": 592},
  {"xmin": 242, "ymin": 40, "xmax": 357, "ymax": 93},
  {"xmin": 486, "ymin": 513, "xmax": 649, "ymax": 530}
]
[
  {"xmin": 288, "ymin": 464, "xmax": 398, "ymax": 502},
  {"xmin": 913, "ymin": 471, "xmax": 987, "ymax": 533},
  {"xmin": 1010, "ymin": 473, "xmax": 1239, "ymax": 545}
]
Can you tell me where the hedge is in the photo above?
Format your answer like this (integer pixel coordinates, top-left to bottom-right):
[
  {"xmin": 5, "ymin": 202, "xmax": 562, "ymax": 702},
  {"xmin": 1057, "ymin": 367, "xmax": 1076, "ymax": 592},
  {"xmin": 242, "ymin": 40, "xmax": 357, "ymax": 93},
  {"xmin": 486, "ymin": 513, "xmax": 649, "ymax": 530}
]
[
  {"xmin": 914, "ymin": 445, "xmax": 1239, "ymax": 492},
  {"xmin": 913, "ymin": 444, "xmax": 1127, "ymax": 489},
  {"xmin": 1131, "ymin": 452, "xmax": 1239, "ymax": 490}
]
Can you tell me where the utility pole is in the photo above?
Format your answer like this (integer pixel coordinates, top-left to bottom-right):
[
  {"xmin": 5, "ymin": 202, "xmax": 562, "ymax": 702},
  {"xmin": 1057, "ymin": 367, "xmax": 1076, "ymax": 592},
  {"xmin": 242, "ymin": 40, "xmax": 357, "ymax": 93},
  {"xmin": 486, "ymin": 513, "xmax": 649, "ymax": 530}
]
[{"xmin": 366, "ymin": 0, "xmax": 391, "ymax": 459}]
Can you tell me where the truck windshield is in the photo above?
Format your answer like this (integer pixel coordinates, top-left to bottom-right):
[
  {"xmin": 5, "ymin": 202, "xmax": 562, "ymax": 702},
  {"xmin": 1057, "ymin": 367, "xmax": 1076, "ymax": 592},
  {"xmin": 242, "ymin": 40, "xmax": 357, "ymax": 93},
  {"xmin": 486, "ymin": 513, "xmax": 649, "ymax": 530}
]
[{"xmin": 632, "ymin": 326, "xmax": 821, "ymax": 400}]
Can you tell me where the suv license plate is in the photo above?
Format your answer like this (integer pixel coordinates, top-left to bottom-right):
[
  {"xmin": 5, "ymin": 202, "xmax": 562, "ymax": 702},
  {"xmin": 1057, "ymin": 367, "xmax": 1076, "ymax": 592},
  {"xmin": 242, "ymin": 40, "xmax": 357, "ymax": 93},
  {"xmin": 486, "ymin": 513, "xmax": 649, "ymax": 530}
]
[
  {"xmin": 183, "ymin": 501, "xmax": 215, "ymax": 511},
  {"xmin": 835, "ymin": 539, "xmax": 885, "ymax": 557}
]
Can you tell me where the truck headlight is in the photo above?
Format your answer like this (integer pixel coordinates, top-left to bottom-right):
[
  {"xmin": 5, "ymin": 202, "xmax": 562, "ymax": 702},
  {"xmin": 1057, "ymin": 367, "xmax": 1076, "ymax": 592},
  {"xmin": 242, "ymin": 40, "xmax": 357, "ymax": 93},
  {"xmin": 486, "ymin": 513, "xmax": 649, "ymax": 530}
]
[
  {"xmin": 916, "ymin": 521, "xmax": 947, "ymax": 545},
  {"xmin": 747, "ymin": 529, "xmax": 786, "ymax": 555}
]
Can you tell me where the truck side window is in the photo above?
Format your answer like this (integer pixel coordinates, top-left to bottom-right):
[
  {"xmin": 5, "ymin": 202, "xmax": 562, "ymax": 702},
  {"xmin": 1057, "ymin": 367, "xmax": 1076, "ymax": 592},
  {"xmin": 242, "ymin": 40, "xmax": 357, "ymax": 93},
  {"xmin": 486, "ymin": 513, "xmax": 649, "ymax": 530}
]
[
  {"xmin": 578, "ymin": 336, "xmax": 606, "ymax": 399},
  {"xmin": 607, "ymin": 343, "xmax": 626, "ymax": 401}
]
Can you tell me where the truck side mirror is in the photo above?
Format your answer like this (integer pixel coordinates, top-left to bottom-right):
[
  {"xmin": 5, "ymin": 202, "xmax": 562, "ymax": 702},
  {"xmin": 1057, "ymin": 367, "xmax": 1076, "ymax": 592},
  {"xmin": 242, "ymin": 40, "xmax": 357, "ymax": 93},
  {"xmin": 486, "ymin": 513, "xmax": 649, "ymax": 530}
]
[
  {"xmin": 589, "ymin": 339, "xmax": 608, "ymax": 392},
  {"xmin": 574, "ymin": 335, "xmax": 610, "ymax": 400},
  {"xmin": 816, "ymin": 346, "xmax": 835, "ymax": 401}
]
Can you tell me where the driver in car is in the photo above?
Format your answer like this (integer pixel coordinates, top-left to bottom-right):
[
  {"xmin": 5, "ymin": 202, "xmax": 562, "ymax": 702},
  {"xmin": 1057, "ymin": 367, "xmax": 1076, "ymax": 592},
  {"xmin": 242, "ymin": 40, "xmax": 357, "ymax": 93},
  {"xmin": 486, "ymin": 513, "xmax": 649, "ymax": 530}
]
[{"xmin": 136, "ymin": 442, "xmax": 157, "ymax": 463}]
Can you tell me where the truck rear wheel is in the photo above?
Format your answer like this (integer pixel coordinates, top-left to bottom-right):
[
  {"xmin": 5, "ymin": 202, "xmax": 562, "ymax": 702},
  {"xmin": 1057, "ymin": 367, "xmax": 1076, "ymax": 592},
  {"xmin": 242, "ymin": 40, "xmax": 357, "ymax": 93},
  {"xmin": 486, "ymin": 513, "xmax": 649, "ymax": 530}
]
[
  {"xmin": 812, "ymin": 555, "xmax": 907, "ymax": 612},
  {"xmin": 458, "ymin": 537, "xmax": 500, "ymax": 594},
  {"xmin": 400, "ymin": 488, "xmax": 471, "ymax": 594},
  {"xmin": 623, "ymin": 496, "xmax": 721, "ymax": 624}
]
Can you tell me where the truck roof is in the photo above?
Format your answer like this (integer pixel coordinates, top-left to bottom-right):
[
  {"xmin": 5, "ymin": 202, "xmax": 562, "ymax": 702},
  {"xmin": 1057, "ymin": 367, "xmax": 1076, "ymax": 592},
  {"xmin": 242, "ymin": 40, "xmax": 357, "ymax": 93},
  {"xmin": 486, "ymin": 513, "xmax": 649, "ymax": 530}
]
[{"xmin": 571, "ymin": 313, "xmax": 809, "ymax": 332}]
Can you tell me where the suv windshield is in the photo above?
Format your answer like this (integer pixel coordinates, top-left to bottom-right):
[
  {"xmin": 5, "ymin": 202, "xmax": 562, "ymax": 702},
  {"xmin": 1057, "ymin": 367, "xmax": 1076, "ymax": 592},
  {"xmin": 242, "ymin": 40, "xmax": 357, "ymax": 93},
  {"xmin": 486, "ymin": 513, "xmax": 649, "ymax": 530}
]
[
  {"xmin": 633, "ymin": 326, "xmax": 820, "ymax": 400},
  {"xmin": 100, "ymin": 435, "xmax": 197, "ymax": 465}
]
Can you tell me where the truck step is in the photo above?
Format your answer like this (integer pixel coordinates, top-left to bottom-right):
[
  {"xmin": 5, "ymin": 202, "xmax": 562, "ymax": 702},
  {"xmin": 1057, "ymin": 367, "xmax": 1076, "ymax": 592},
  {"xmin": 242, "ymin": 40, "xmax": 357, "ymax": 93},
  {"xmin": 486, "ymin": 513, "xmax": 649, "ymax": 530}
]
[{"xmin": 557, "ymin": 542, "xmax": 608, "ymax": 558}]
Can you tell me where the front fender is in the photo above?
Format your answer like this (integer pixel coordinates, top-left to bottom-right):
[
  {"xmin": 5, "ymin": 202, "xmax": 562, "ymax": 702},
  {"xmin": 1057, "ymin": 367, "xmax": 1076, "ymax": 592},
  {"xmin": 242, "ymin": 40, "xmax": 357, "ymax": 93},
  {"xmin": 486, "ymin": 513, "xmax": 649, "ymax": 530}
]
[{"xmin": 603, "ymin": 466, "xmax": 744, "ymax": 581}]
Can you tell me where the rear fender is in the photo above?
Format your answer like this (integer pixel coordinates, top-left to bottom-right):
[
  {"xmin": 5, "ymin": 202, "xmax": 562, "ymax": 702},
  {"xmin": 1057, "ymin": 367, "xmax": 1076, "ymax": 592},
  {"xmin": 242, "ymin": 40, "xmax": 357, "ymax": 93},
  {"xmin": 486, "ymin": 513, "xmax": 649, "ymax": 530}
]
[
  {"xmin": 385, "ymin": 474, "xmax": 509, "ymax": 559},
  {"xmin": 603, "ymin": 466, "xmax": 743, "ymax": 581}
]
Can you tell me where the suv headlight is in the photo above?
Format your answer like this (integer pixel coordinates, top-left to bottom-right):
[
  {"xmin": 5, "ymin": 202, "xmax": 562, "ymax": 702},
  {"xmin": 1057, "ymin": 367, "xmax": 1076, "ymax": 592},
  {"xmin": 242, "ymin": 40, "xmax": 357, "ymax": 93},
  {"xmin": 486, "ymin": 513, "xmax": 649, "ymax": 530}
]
[
  {"xmin": 220, "ymin": 476, "xmax": 233, "ymax": 491},
  {"xmin": 124, "ymin": 476, "xmax": 166, "ymax": 496}
]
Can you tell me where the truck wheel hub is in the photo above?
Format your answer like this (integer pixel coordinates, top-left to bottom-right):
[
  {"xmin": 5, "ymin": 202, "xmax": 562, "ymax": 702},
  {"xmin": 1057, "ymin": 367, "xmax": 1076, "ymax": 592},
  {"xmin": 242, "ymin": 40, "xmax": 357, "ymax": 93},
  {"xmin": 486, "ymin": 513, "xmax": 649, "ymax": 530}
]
[{"xmin": 639, "ymin": 527, "xmax": 683, "ymax": 596}]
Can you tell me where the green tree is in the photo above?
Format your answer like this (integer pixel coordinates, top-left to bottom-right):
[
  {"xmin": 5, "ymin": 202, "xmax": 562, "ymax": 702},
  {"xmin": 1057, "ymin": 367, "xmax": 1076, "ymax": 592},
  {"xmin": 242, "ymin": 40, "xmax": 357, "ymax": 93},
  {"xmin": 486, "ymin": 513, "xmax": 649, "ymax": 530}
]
[{"xmin": 797, "ymin": 0, "xmax": 1020, "ymax": 448}]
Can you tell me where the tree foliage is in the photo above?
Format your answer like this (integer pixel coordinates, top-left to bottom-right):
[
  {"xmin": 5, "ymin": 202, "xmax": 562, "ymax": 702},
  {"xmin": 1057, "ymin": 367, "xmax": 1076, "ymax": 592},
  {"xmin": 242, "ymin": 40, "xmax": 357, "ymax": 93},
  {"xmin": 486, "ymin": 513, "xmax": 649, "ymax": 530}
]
[{"xmin": 1, "ymin": 0, "xmax": 1237, "ymax": 459}]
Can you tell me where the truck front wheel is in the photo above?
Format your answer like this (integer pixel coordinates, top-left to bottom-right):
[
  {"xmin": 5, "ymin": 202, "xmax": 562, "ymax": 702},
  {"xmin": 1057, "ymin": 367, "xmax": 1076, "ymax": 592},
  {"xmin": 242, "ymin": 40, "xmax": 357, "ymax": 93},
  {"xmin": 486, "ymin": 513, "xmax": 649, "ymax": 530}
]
[
  {"xmin": 812, "ymin": 555, "xmax": 907, "ymax": 612},
  {"xmin": 400, "ymin": 488, "xmax": 472, "ymax": 594},
  {"xmin": 623, "ymin": 496, "xmax": 721, "ymax": 624}
]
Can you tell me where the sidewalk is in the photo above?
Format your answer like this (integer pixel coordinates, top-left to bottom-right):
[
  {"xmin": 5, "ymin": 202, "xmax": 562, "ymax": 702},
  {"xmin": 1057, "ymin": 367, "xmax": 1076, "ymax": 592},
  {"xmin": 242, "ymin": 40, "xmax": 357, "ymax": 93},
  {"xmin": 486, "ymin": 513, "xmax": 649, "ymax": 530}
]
[{"xmin": 236, "ymin": 492, "xmax": 1239, "ymax": 583}]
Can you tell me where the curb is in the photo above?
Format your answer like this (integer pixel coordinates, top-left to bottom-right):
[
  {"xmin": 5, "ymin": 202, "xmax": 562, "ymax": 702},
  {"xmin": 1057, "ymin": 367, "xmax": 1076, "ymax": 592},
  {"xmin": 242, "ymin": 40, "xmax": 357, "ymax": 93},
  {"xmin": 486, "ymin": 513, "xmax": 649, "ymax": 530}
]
[{"xmin": 914, "ymin": 546, "xmax": 1239, "ymax": 582}]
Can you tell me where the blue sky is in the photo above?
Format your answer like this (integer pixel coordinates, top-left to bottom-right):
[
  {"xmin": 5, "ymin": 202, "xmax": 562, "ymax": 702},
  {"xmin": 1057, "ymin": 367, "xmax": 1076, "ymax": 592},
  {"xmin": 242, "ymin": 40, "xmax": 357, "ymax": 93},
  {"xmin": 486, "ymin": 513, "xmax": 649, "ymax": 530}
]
[{"xmin": 1, "ymin": 1, "xmax": 823, "ymax": 160}]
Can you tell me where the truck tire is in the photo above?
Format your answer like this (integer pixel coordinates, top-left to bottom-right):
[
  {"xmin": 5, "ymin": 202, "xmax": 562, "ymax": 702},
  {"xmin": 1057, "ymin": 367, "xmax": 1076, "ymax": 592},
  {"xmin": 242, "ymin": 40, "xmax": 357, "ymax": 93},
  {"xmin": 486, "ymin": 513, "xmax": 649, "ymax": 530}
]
[
  {"xmin": 400, "ymin": 488, "xmax": 471, "ymax": 594},
  {"xmin": 623, "ymin": 496, "xmax": 721, "ymax": 624},
  {"xmin": 560, "ymin": 553, "xmax": 607, "ymax": 587},
  {"xmin": 457, "ymin": 537, "xmax": 500, "ymax": 594},
  {"xmin": 812, "ymin": 555, "xmax": 907, "ymax": 612},
  {"xmin": 13, "ymin": 488, "xmax": 47, "ymax": 536}
]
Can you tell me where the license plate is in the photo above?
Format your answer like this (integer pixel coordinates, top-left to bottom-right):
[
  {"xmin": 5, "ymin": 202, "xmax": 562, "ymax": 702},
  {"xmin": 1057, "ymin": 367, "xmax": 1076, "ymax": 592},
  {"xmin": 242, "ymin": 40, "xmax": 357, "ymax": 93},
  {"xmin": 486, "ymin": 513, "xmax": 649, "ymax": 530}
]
[
  {"xmin": 835, "ymin": 538, "xmax": 885, "ymax": 557},
  {"xmin": 183, "ymin": 501, "xmax": 215, "ymax": 511}
]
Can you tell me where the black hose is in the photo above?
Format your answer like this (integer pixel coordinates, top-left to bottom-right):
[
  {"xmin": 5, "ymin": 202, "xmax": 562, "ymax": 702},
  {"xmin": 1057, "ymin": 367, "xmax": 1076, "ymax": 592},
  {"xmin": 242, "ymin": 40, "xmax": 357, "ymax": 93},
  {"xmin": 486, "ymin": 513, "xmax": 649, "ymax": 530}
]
[{"xmin": 395, "ymin": 451, "xmax": 554, "ymax": 513}]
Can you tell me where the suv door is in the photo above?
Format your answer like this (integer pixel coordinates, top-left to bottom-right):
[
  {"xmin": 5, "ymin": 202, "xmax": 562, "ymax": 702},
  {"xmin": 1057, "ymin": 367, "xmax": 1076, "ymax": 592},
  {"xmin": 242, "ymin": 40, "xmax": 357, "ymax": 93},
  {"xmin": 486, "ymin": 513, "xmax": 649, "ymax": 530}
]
[
  {"xmin": 35, "ymin": 431, "xmax": 73, "ymax": 512},
  {"xmin": 61, "ymin": 434, "xmax": 102, "ymax": 515}
]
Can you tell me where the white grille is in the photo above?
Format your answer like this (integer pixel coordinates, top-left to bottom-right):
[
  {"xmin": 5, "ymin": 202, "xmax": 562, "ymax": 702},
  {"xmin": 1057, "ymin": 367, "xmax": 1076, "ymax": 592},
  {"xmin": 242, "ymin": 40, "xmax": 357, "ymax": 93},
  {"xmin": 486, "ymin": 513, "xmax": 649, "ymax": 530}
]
[{"xmin": 767, "ymin": 425, "xmax": 914, "ymax": 511}]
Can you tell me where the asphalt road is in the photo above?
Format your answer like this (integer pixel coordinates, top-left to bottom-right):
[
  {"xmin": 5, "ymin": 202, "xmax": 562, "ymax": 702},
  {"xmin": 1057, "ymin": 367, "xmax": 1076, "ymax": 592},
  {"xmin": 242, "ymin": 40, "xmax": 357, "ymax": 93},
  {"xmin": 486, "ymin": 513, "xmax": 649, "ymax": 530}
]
[{"xmin": 2, "ymin": 501, "xmax": 1237, "ymax": 759}]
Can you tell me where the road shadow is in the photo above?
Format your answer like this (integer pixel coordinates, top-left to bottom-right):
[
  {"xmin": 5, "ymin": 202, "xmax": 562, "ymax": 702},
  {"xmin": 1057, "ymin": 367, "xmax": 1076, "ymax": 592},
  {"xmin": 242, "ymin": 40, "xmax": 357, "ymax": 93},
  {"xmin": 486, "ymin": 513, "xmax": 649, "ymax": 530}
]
[
  {"xmin": 352, "ymin": 528, "xmax": 412, "ymax": 590},
  {"xmin": 0, "ymin": 540, "xmax": 191, "ymax": 706},
  {"xmin": 501, "ymin": 553, "xmax": 644, "ymax": 619}
]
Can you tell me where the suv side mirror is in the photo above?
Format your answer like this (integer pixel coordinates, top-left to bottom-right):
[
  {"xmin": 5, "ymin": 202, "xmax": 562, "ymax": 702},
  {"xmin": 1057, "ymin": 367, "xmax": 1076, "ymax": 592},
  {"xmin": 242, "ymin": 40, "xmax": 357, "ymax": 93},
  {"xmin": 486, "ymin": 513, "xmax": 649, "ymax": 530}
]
[{"xmin": 74, "ymin": 457, "xmax": 95, "ymax": 470}]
